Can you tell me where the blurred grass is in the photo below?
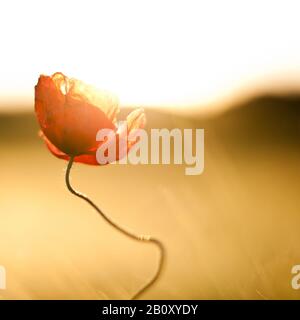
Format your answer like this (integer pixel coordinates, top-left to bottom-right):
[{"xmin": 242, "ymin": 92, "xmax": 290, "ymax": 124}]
[{"xmin": 0, "ymin": 95, "xmax": 300, "ymax": 299}]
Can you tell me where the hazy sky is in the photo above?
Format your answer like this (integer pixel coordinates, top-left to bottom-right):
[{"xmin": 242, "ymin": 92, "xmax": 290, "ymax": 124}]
[{"xmin": 1, "ymin": 0, "xmax": 300, "ymax": 111}]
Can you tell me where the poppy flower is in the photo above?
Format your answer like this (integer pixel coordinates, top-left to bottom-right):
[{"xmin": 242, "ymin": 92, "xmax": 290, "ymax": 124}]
[{"xmin": 35, "ymin": 72, "xmax": 146, "ymax": 165}]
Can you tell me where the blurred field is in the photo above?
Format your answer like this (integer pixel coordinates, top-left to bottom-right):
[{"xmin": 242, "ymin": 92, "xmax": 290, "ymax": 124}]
[{"xmin": 0, "ymin": 95, "xmax": 300, "ymax": 299}]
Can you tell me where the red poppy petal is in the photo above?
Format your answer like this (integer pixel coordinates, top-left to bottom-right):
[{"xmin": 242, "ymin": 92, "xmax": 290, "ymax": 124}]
[
  {"xmin": 41, "ymin": 131, "xmax": 103, "ymax": 165},
  {"xmin": 35, "ymin": 73, "xmax": 117, "ymax": 156},
  {"xmin": 73, "ymin": 154, "xmax": 100, "ymax": 165},
  {"xmin": 113, "ymin": 108, "xmax": 146, "ymax": 161},
  {"xmin": 126, "ymin": 108, "xmax": 146, "ymax": 133},
  {"xmin": 41, "ymin": 131, "xmax": 69, "ymax": 160},
  {"xmin": 67, "ymin": 77, "xmax": 120, "ymax": 124},
  {"xmin": 35, "ymin": 75, "xmax": 66, "ymax": 149}
]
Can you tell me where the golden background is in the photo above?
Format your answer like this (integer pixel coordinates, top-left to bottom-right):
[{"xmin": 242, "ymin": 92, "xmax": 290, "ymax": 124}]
[{"xmin": 0, "ymin": 95, "xmax": 299, "ymax": 299}]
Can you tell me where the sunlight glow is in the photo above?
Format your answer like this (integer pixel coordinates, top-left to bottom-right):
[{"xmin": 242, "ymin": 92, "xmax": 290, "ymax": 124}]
[{"xmin": 1, "ymin": 0, "xmax": 300, "ymax": 112}]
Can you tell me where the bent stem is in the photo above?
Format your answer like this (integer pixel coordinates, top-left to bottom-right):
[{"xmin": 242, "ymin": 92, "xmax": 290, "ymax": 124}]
[{"xmin": 65, "ymin": 156, "xmax": 165, "ymax": 299}]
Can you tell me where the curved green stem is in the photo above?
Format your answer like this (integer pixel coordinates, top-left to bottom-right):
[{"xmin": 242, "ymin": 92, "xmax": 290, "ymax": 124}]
[{"xmin": 65, "ymin": 156, "xmax": 165, "ymax": 299}]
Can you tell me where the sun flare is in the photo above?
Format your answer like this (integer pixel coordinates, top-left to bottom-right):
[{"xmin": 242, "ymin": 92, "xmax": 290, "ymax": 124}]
[{"xmin": 1, "ymin": 0, "xmax": 300, "ymax": 112}]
